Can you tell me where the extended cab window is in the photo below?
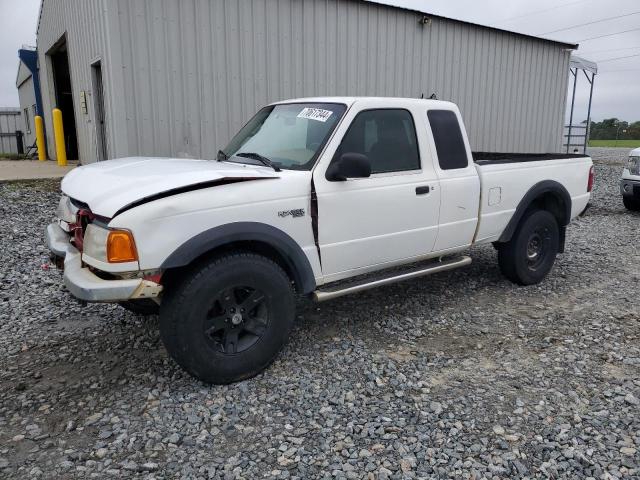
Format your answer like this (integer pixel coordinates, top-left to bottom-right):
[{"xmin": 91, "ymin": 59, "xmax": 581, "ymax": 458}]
[
  {"xmin": 427, "ymin": 110, "xmax": 468, "ymax": 170},
  {"xmin": 335, "ymin": 109, "xmax": 420, "ymax": 174}
]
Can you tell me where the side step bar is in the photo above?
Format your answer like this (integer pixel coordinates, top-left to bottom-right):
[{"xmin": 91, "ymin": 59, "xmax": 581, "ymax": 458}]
[{"xmin": 312, "ymin": 256, "xmax": 472, "ymax": 302}]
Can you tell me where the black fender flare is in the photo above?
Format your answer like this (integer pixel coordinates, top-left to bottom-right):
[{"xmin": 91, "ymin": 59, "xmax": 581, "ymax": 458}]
[
  {"xmin": 498, "ymin": 180, "xmax": 572, "ymax": 244},
  {"xmin": 161, "ymin": 222, "xmax": 316, "ymax": 294}
]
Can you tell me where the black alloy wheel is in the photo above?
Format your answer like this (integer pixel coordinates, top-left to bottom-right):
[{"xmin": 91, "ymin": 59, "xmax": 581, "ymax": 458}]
[
  {"xmin": 498, "ymin": 209, "xmax": 560, "ymax": 285},
  {"xmin": 159, "ymin": 252, "xmax": 295, "ymax": 384},
  {"xmin": 524, "ymin": 226, "xmax": 553, "ymax": 271},
  {"xmin": 204, "ymin": 286, "xmax": 269, "ymax": 354}
]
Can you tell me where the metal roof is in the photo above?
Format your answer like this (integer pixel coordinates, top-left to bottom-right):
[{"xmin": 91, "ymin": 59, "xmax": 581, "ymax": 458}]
[
  {"xmin": 37, "ymin": 0, "xmax": 579, "ymax": 50},
  {"xmin": 570, "ymin": 55, "xmax": 598, "ymax": 74},
  {"xmin": 363, "ymin": 0, "xmax": 579, "ymax": 50}
]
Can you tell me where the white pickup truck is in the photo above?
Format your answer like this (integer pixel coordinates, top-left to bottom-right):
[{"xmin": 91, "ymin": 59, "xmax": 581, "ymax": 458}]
[
  {"xmin": 46, "ymin": 97, "xmax": 593, "ymax": 383},
  {"xmin": 621, "ymin": 147, "xmax": 640, "ymax": 211}
]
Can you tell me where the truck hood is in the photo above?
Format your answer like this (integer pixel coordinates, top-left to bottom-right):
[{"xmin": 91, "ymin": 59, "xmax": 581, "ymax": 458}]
[{"xmin": 61, "ymin": 157, "xmax": 280, "ymax": 218}]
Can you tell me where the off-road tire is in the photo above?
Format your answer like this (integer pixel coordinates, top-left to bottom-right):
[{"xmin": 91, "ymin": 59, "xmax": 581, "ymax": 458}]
[
  {"xmin": 623, "ymin": 196, "xmax": 640, "ymax": 211},
  {"xmin": 119, "ymin": 299, "xmax": 159, "ymax": 316},
  {"xmin": 498, "ymin": 209, "xmax": 560, "ymax": 286},
  {"xmin": 159, "ymin": 252, "xmax": 295, "ymax": 384}
]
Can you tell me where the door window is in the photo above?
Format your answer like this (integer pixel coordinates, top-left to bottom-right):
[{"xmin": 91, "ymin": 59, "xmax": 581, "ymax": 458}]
[
  {"xmin": 23, "ymin": 108, "xmax": 31, "ymax": 134},
  {"xmin": 334, "ymin": 109, "xmax": 420, "ymax": 173}
]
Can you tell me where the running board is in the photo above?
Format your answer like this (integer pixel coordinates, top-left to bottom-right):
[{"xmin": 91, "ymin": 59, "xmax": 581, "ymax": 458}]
[{"xmin": 312, "ymin": 256, "xmax": 472, "ymax": 302}]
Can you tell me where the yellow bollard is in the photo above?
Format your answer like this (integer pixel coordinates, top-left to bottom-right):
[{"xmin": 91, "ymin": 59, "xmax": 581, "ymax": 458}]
[
  {"xmin": 34, "ymin": 115, "xmax": 47, "ymax": 161},
  {"xmin": 52, "ymin": 108, "xmax": 67, "ymax": 166}
]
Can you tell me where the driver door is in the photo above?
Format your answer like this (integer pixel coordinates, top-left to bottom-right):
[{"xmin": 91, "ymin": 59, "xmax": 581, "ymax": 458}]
[{"xmin": 313, "ymin": 102, "xmax": 441, "ymax": 283}]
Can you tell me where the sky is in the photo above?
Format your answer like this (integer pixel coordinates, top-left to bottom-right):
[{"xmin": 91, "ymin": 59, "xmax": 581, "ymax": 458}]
[{"xmin": 0, "ymin": 0, "xmax": 638, "ymax": 123}]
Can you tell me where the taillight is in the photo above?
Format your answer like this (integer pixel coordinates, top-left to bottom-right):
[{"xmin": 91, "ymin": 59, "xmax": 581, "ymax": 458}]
[{"xmin": 587, "ymin": 165, "xmax": 594, "ymax": 192}]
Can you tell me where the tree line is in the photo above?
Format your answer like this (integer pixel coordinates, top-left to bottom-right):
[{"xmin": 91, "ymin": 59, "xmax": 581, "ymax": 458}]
[{"xmin": 588, "ymin": 119, "xmax": 640, "ymax": 140}]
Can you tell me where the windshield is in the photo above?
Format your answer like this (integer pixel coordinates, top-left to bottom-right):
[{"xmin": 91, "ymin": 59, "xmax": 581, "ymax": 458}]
[{"xmin": 221, "ymin": 103, "xmax": 347, "ymax": 170}]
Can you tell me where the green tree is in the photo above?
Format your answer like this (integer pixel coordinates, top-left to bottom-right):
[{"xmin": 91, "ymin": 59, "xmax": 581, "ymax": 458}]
[{"xmin": 589, "ymin": 118, "xmax": 639, "ymax": 140}]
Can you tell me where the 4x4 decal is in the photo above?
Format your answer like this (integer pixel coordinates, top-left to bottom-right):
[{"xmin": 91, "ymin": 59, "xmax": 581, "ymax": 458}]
[{"xmin": 278, "ymin": 209, "xmax": 305, "ymax": 218}]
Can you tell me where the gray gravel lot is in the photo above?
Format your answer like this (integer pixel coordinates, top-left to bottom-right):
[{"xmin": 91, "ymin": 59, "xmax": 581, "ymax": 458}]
[{"xmin": 0, "ymin": 147, "xmax": 638, "ymax": 479}]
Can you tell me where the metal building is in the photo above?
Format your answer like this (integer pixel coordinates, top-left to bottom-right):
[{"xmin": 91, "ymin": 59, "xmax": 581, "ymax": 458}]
[
  {"xmin": 0, "ymin": 108, "xmax": 24, "ymax": 155},
  {"xmin": 34, "ymin": 0, "xmax": 579, "ymax": 164},
  {"xmin": 16, "ymin": 48, "xmax": 41, "ymax": 152}
]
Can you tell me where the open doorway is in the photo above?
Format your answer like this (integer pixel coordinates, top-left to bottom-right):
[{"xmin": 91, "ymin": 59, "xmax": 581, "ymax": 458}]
[
  {"xmin": 91, "ymin": 61, "xmax": 108, "ymax": 161},
  {"xmin": 48, "ymin": 37, "xmax": 78, "ymax": 160}
]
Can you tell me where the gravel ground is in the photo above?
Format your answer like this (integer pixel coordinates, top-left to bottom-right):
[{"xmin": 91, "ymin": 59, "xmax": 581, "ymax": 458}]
[{"xmin": 0, "ymin": 147, "xmax": 638, "ymax": 479}]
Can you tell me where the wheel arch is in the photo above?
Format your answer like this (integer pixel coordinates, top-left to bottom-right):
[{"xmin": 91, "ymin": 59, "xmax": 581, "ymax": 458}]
[
  {"xmin": 498, "ymin": 180, "xmax": 572, "ymax": 246},
  {"xmin": 160, "ymin": 222, "xmax": 316, "ymax": 294}
]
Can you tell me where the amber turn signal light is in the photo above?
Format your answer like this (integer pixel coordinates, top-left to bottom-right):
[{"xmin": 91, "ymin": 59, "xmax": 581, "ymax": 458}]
[{"xmin": 107, "ymin": 230, "xmax": 138, "ymax": 263}]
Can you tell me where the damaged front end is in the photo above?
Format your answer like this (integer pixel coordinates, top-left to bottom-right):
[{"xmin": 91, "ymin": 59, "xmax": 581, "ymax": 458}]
[
  {"xmin": 46, "ymin": 156, "xmax": 284, "ymax": 304},
  {"xmin": 46, "ymin": 195, "xmax": 163, "ymax": 303}
]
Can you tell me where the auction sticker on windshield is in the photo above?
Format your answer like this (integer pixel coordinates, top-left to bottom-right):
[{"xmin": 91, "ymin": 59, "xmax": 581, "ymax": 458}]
[{"xmin": 297, "ymin": 108, "xmax": 334, "ymax": 122}]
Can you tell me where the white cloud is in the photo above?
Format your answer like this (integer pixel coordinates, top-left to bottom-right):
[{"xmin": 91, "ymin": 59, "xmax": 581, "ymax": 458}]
[
  {"xmin": 0, "ymin": 0, "xmax": 40, "ymax": 106},
  {"xmin": 370, "ymin": 0, "xmax": 640, "ymax": 121}
]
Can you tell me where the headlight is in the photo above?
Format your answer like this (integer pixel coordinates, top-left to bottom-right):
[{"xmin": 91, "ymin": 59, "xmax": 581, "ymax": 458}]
[
  {"xmin": 83, "ymin": 224, "xmax": 109, "ymax": 262},
  {"xmin": 628, "ymin": 156, "xmax": 640, "ymax": 176},
  {"xmin": 84, "ymin": 224, "xmax": 138, "ymax": 263}
]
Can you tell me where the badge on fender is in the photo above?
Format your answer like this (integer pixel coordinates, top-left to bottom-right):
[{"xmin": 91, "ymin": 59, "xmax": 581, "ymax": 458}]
[{"xmin": 278, "ymin": 209, "xmax": 305, "ymax": 218}]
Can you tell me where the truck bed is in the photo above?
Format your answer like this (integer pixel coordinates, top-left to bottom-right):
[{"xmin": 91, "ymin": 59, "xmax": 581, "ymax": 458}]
[
  {"xmin": 472, "ymin": 153, "xmax": 593, "ymax": 245},
  {"xmin": 473, "ymin": 152, "xmax": 588, "ymax": 166}
]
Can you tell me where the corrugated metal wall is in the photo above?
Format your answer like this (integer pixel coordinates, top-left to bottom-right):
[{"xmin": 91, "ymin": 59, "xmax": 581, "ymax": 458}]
[
  {"xmin": 17, "ymin": 69, "xmax": 38, "ymax": 149},
  {"xmin": 37, "ymin": 0, "xmax": 572, "ymax": 163},
  {"xmin": 0, "ymin": 109, "xmax": 23, "ymax": 155},
  {"xmin": 16, "ymin": 62, "xmax": 31, "ymax": 88},
  {"xmin": 37, "ymin": 0, "xmax": 111, "ymax": 162}
]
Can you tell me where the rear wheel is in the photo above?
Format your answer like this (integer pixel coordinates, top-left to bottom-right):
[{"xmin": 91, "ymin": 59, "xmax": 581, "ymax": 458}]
[
  {"xmin": 159, "ymin": 252, "xmax": 295, "ymax": 384},
  {"xmin": 623, "ymin": 196, "xmax": 640, "ymax": 211},
  {"xmin": 498, "ymin": 209, "xmax": 560, "ymax": 286}
]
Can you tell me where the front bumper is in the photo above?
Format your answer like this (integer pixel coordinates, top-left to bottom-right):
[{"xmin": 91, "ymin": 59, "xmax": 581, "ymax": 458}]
[
  {"xmin": 45, "ymin": 222, "xmax": 162, "ymax": 303},
  {"xmin": 620, "ymin": 178, "xmax": 640, "ymax": 198}
]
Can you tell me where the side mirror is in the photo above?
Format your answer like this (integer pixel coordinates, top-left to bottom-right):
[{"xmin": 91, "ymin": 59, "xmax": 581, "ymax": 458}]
[{"xmin": 326, "ymin": 153, "xmax": 371, "ymax": 181}]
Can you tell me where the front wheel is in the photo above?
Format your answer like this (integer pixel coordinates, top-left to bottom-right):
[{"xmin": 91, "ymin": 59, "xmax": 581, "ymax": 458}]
[
  {"xmin": 498, "ymin": 209, "xmax": 560, "ymax": 286},
  {"xmin": 623, "ymin": 196, "xmax": 640, "ymax": 211},
  {"xmin": 159, "ymin": 252, "xmax": 295, "ymax": 384}
]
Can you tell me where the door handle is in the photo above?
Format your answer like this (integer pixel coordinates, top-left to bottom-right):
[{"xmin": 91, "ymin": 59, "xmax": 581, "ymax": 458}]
[{"xmin": 415, "ymin": 186, "xmax": 430, "ymax": 195}]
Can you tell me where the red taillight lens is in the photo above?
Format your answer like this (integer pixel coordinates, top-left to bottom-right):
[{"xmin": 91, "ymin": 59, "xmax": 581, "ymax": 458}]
[{"xmin": 587, "ymin": 165, "xmax": 595, "ymax": 192}]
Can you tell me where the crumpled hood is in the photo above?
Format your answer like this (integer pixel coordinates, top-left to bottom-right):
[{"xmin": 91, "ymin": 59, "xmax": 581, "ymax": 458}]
[{"xmin": 61, "ymin": 157, "xmax": 279, "ymax": 218}]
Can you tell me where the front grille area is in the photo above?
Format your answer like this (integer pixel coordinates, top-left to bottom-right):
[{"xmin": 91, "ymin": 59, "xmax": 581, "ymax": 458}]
[{"xmin": 71, "ymin": 209, "xmax": 95, "ymax": 252}]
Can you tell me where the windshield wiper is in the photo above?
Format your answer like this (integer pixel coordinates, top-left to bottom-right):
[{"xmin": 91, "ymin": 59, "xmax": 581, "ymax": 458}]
[{"xmin": 236, "ymin": 152, "xmax": 281, "ymax": 172}]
